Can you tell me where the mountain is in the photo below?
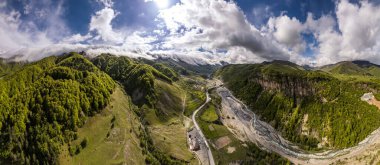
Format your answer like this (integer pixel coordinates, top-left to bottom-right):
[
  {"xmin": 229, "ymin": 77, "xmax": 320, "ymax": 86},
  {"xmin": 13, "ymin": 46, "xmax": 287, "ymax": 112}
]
[
  {"xmin": 0, "ymin": 52, "xmax": 211, "ymax": 164},
  {"xmin": 0, "ymin": 58, "xmax": 24, "ymax": 77},
  {"xmin": 6, "ymin": 52, "xmax": 380, "ymax": 164},
  {"xmin": 215, "ymin": 61, "xmax": 380, "ymax": 150},
  {"xmin": 321, "ymin": 60, "xmax": 380, "ymax": 77},
  {"xmin": 0, "ymin": 53, "xmax": 115, "ymax": 164},
  {"xmin": 139, "ymin": 56, "xmax": 224, "ymax": 77}
]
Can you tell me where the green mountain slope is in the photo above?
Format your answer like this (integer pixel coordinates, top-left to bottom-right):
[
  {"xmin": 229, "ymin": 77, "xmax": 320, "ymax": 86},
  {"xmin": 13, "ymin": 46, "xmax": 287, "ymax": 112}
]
[
  {"xmin": 92, "ymin": 54, "xmax": 173, "ymax": 106},
  {"xmin": 59, "ymin": 86, "xmax": 145, "ymax": 165},
  {"xmin": 0, "ymin": 52, "xmax": 201, "ymax": 164},
  {"xmin": 321, "ymin": 60, "xmax": 380, "ymax": 77},
  {"xmin": 0, "ymin": 58, "xmax": 24, "ymax": 77},
  {"xmin": 140, "ymin": 57, "xmax": 223, "ymax": 76},
  {"xmin": 92, "ymin": 54, "xmax": 203, "ymax": 164},
  {"xmin": 215, "ymin": 61, "xmax": 380, "ymax": 150},
  {"xmin": 0, "ymin": 53, "xmax": 115, "ymax": 164}
]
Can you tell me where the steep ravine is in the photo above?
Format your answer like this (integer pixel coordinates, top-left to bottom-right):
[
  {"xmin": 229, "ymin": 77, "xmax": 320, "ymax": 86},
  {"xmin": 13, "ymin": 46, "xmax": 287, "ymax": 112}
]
[
  {"xmin": 217, "ymin": 85, "xmax": 380, "ymax": 165},
  {"xmin": 216, "ymin": 63, "xmax": 380, "ymax": 150}
]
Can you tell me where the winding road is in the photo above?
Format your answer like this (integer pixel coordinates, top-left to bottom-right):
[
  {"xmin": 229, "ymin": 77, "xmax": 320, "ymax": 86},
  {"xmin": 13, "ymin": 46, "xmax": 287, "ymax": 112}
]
[
  {"xmin": 191, "ymin": 91, "xmax": 216, "ymax": 165},
  {"xmin": 216, "ymin": 85, "xmax": 380, "ymax": 165}
]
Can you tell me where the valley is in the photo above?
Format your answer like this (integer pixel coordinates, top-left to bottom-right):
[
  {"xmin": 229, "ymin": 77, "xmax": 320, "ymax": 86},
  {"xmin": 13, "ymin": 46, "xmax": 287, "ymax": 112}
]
[
  {"xmin": 4, "ymin": 0, "xmax": 380, "ymax": 164},
  {"xmin": 2, "ymin": 53, "xmax": 380, "ymax": 164},
  {"xmin": 216, "ymin": 84, "xmax": 380, "ymax": 164}
]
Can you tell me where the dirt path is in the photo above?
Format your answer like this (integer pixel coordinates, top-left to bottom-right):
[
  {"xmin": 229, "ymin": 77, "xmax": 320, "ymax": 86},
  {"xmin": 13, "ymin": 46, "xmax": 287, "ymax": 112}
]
[{"xmin": 217, "ymin": 86, "xmax": 380, "ymax": 165}]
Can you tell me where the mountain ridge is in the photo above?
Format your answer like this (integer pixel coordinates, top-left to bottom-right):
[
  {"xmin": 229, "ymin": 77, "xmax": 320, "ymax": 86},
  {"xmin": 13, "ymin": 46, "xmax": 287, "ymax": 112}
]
[{"xmin": 215, "ymin": 60, "xmax": 380, "ymax": 150}]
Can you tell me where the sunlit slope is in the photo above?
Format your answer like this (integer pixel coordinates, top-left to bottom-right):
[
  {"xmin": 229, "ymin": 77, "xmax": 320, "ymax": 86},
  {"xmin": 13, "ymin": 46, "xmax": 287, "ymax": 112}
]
[
  {"xmin": 59, "ymin": 86, "xmax": 145, "ymax": 164},
  {"xmin": 0, "ymin": 53, "xmax": 115, "ymax": 164},
  {"xmin": 92, "ymin": 54, "xmax": 204, "ymax": 164},
  {"xmin": 215, "ymin": 61, "xmax": 380, "ymax": 150},
  {"xmin": 321, "ymin": 60, "xmax": 380, "ymax": 77}
]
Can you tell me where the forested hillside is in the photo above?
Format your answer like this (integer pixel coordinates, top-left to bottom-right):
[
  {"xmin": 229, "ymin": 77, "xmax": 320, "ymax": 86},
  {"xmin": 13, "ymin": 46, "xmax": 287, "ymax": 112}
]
[
  {"xmin": 0, "ymin": 58, "xmax": 24, "ymax": 77},
  {"xmin": 321, "ymin": 60, "xmax": 380, "ymax": 77},
  {"xmin": 92, "ymin": 54, "xmax": 201, "ymax": 164},
  {"xmin": 92, "ymin": 54, "xmax": 174, "ymax": 106},
  {"xmin": 215, "ymin": 61, "xmax": 380, "ymax": 150},
  {"xmin": 0, "ymin": 53, "xmax": 115, "ymax": 164},
  {"xmin": 139, "ymin": 57, "xmax": 222, "ymax": 77}
]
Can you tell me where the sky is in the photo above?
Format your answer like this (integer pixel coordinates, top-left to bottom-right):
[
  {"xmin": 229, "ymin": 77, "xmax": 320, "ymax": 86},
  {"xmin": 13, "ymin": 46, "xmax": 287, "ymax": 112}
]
[{"xmin": 1, "ymin": 0, "xmax": 380, "ymax": 66}]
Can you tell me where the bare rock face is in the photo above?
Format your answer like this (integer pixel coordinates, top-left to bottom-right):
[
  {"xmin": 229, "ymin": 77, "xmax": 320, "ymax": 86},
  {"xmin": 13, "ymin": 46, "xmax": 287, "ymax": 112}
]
[{"xmin": 253, "ymin": 74, "xmax": 316, "ymax": 98}]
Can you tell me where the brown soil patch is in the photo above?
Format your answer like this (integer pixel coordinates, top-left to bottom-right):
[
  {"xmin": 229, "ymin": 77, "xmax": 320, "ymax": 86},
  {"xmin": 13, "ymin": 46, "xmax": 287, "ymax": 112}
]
[
  {"xmin": 369, "ymin": 98, "xmax": 380, "ymax": 110},
  {"xmin": 215, "ymin": 136, "xmax": 231, "ymax": 149}
]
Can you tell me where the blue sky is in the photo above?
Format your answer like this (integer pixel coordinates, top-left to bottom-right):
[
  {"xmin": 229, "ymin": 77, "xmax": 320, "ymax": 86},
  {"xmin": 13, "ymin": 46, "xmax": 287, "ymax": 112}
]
[{"xmin": 1, "ymin": 0, "xmax": 380, "ymax": 66}]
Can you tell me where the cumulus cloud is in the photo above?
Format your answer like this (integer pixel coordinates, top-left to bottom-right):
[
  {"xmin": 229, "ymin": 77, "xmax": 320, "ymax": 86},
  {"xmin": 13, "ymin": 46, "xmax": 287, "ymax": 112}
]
[
  {"xmin": 0, "ymin": 0, "xmax": 157, "ymax": 61},
  {"xmin": 266, "ymin": 15, "xmax": 306, "ymax": 53},
  {"xmin": 0, "ymin": 0, "xmax": 73, "ymax": 59},
  {"xmin": 309, "ymin": 0, "xmax": 380, "ymax": 65},
  {"xmin": 0, "ymin": 9, "xmax": 52, "ymax": 58},
  {"xmin": 258, "ymin": 0, "xmax": 380, "ymax": 66},
  {"xmin": 3, "ymin": 0, "xmax": 380, "ymax": 67},
  {"xmin": 89, "ymin": 7, "xmax": 124, "ymax": 43},
  {"xmin": 157, "ymin": 0, "xmax": 291, "ymax": 63}
]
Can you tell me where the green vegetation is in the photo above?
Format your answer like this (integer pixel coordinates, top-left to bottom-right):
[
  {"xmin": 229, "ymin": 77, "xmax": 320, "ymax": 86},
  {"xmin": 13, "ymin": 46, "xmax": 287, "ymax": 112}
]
[
  {"xmin": 200, "ymin": 104, "xmax": 218, "ymax": 122},
  {"xmin": 323, "ymin": 61, "xmax": 371, "ymax": 76},
  {"xmin": 321, "ymin": 60, "xmax": 380, "ymax": 77},
  {"xmin": 0, "ymin": 58, "xmax": 24, "ymax": 77},
  {"xmin": 0, "ymin": 53, "xmax": 115, "ymax": 164},
  {"xmin": 151, "ymin": 63, "xmax": 179, "ymax": 81},
  {"xmin": 197, "ymin": 89, "xmax": 291, "ymax": 164},
  {"xmin": 215, "ymin": 61, "xmax": 380, "ymax": 150},
  {"xmin": 140, "ymin": 57, "xmax": 221, "ymax": 76},
  {"xmin": 178, "ymin": 76, "xmax": 206, "ymax": 117},
  {"xmin": 242, "ymin": 143, "xmax": 292, "ymax": 165},
  {"xmin": 141, "ymin": 80, "xmax": 196, "ymax": 163},
  {"xmin": 93, "ymin": 54, "xmax": 196, "ymax": 164},
  {"xmin": 59, "ymin": 87, "xmax": 145, "ymax": 165},
  {"xmin": 91, "ymin": 54, "xmax": 173, "ymax": 106}
]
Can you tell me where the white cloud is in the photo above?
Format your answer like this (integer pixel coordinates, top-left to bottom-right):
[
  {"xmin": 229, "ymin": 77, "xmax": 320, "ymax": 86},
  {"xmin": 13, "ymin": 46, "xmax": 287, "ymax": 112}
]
[
  {"xmin": 157, "ymin": 0, "xmax": 290, "ymax": 63},
  {"xmin": 97, "ymin": 0, "xmax": 114, "ymax": 8},
  {"xmin": 89, "ymin": 7, "xmax": 124, "ymax": 44},
  {"xmin": 0, "ymin": 10, "xmax": 52, "ymax": 57},
  {"xmin": 311, "ymin": 0, "xmax": 380, "ymax": 65},
  {"xmin": 257, "ymin": 0, "xmax": 380, "ymax": 66},
  {"xmin": 4, "ymin": 0, "xmax": 380, "ymax": 67},
  {"xmin": 266, "ymin": 15, "xmax": 306, "ymax": 53},
  {"xmin": 149, "ymin": 49, "xmax": 223, "ymax": 65},
  {"xmin": 61, "ymin": 33, "xmax": 93, "ymax": 44}
]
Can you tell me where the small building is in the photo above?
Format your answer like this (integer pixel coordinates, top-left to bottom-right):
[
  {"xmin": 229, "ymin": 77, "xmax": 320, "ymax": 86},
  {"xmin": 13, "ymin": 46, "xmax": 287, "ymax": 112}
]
[
  {"xmin": 188, "ymin": 135, "xmax": 200, "ymax": 151},
  {"xmin": 361, "ymin": 92, "xmax": 374, "ymax": 102}
]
